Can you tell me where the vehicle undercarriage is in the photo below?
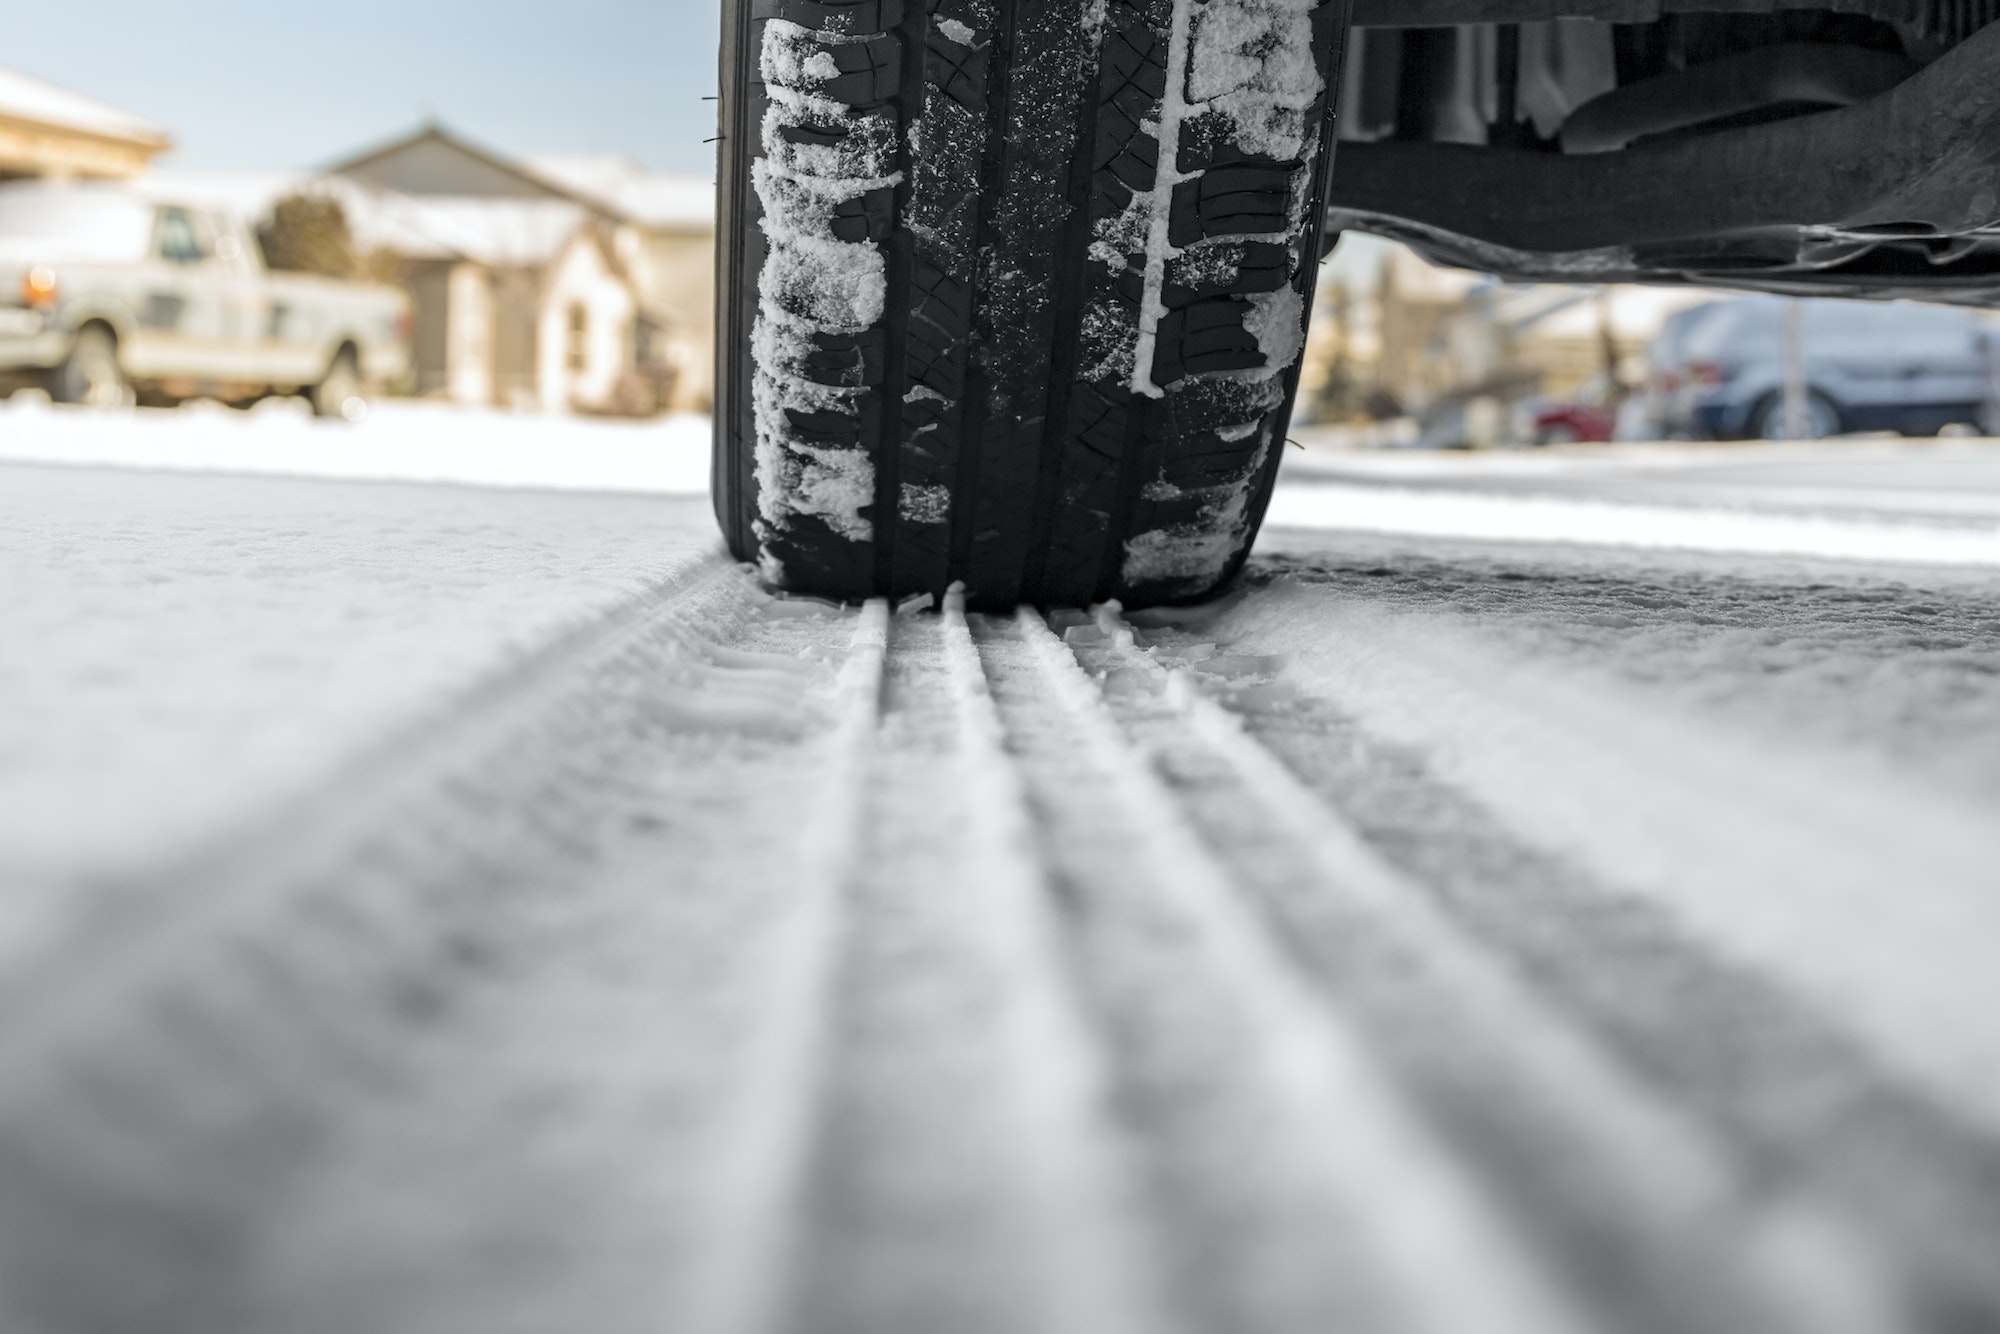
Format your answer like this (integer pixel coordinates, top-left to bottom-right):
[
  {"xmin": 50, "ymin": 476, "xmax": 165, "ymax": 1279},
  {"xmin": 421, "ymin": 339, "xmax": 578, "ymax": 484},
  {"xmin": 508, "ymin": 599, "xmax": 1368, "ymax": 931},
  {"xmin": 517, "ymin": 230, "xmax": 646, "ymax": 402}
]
[{"xmin": 1329, "ymin": 0, "xmax": 2000, "ymax": 303}]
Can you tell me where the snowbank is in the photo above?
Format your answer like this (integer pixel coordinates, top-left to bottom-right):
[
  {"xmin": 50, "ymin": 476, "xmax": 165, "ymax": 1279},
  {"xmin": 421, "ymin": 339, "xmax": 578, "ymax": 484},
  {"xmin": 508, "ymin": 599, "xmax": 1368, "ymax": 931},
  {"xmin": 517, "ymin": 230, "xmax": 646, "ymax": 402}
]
[{"xmin": 0, "ymin": 398, "xmax": 713, "ymax": 495}]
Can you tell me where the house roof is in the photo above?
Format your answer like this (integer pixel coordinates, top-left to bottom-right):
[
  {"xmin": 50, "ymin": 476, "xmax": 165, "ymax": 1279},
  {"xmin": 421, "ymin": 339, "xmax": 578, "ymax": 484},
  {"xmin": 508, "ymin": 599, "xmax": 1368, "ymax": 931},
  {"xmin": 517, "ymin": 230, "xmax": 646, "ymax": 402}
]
[
  {"xmin": 522, "ymin": 155, "xmax": 714, "ymax": 231},
  {"xmin": 145, "ymin": 168, "xmax": 591, "ymax": 267},
  {"xmin": 321, "ymin": 124, "xmax": 557, "ymax": 191},
  {"xmin": 361, "ymin": 193, "xmax": 590, "ymax": 266},
  {"xmin": 0, "ymin": 65, "xmax": 171, "ymax": 149}
]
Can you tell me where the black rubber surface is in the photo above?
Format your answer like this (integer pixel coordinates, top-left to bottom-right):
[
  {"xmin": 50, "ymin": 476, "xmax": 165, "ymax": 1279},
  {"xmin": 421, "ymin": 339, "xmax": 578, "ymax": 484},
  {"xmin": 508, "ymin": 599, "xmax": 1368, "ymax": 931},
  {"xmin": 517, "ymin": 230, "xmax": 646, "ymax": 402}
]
[{"xmin": 717, "ymin": 0, "xmax": 1351, "ymax": 609}]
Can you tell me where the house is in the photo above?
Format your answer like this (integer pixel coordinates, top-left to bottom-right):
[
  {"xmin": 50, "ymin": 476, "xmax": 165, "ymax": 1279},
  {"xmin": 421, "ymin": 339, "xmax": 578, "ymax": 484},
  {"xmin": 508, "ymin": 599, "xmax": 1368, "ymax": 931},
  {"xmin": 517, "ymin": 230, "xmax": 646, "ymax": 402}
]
[
  {"xmin": 0, "ymin": 65, "xmax": 171, "ymax": 182},
  {"xmin": 1311, "ymin": 241, "xmax": 1724, "ymax": 421},
  {"xmin": 523, "ymin": 155, "xmax": 717, "ymax": 415},
  {"xmin": 325, "ymin": 125, "xmax": 715, "ymax": 414}
]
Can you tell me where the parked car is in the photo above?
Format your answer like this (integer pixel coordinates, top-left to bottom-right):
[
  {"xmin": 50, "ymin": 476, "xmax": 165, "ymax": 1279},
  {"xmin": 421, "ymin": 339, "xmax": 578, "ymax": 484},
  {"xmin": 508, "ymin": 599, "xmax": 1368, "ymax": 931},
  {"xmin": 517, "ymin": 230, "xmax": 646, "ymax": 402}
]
[
  {"xmin": 1653, "ymin": 296, "xmax": 1994, "ymax": 441},
  {"xmin": 715, "ymin": 1, "xmax": 2000, "ymax": 608},
  {"xmin": 1618, "ymin": 302, "xmax": 1729, "ymax": 442},
  {"xmin": 1516, "ymin": 373, "xmax": 1623, "ymax": 446},
  {"xmin": 0, "ymin": 181, "xmax": 409, "ymax": 416}
]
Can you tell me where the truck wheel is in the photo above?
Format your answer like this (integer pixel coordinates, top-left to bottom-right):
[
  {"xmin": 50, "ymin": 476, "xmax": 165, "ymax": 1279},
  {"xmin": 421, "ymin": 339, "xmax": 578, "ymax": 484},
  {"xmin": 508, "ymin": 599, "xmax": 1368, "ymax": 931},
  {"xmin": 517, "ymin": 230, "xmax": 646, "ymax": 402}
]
[
  {"xmin": 312, "ymin": 350, "xmax": 367, "ymax": 422},
  {"xmin": 715, "ymin": 0, "xmax": 1350, "ymax": 609},
  {"xmin": 53, "ymin": 326, "xmax": 131, "ymax": 409}
]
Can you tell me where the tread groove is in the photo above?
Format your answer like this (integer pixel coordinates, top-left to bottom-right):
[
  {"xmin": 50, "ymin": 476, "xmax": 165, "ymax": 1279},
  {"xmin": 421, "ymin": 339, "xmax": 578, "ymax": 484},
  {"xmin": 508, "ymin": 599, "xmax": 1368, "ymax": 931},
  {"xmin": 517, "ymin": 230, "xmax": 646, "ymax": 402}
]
[{"xmin": 728, "ymin": 0, "xmax": 1350, "ymax": 610}]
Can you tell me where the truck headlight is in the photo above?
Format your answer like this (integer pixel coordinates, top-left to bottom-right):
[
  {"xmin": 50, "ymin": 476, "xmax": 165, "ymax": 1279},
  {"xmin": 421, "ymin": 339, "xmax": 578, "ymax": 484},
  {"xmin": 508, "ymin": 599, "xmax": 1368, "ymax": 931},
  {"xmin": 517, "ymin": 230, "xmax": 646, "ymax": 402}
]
[{"xmin": 21, "ymin": 265, "xmax": 57, "ymax": 309}]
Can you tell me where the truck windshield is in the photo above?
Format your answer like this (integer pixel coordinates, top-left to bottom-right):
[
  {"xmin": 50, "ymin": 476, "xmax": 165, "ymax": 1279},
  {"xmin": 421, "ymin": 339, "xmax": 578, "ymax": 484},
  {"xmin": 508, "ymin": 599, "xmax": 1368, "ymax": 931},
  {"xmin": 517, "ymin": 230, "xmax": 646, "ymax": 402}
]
[{"xmin": 0, "ymin": 191, "xmax": 154, "ymax": 261}]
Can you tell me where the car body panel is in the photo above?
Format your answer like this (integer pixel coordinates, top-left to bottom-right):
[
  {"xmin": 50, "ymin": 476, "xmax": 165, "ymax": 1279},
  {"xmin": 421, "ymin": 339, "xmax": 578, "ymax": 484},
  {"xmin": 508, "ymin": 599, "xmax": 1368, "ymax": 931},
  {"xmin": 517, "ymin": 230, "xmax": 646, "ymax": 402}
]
[
  {"xmin": 1656, "ymin": 297, "xmax": 1993, "ymax": 438},
  {"xmin": 0, "ymin": 181, "xmax": 408, "ymax": 398}
]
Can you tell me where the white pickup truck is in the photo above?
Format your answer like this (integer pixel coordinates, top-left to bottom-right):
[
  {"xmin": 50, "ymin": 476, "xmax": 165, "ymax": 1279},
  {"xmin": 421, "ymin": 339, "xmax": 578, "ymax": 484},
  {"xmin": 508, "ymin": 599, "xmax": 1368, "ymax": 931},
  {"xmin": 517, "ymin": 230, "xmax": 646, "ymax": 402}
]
[{"xmin": 0, "ymin": 181, "xmax": 409, "ymax": 418}]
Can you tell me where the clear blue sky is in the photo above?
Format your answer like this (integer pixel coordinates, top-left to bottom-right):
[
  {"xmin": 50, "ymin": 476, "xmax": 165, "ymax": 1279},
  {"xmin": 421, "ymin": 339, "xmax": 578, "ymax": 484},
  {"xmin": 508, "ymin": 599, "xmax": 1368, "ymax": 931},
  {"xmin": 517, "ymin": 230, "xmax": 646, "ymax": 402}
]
[{"xmin": 13, "ymin": 0, "xmax": 722, "ymax": 176}]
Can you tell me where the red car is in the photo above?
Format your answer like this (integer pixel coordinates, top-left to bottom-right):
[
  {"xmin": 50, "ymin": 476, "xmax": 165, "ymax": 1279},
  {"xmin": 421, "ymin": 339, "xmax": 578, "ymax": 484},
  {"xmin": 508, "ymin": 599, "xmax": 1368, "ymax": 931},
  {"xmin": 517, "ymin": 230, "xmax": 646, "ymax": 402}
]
[{"xmin": 1519, "ymin": 376, "xmax": 1622, "ymax": 445}]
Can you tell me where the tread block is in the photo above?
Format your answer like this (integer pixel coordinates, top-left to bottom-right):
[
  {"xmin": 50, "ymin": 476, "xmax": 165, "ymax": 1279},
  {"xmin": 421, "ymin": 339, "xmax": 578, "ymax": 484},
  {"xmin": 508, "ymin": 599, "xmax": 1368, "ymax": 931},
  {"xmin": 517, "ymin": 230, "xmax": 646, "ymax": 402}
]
[
  {"xmin": 799, "ymin": 328, "xmax": 887, "ymax": 387},
  {"xmin": 829, "ymin": 186, "xmax": 900, "ymax": 242},
  {"xmin": 785, "ymin": 404, "xmax": 868, "ymax": 447},
  {"xmin": 1152, "ymin": 297, "xmax": 1266, "ymax": 385},
  {"xmin": 1164, "ymin": 241, "xmax": 1292, "ymax": 307},
  {"xmin": 925, "ymin": 32, "xmax": 989, "ymax": 109},
  {"xmin": 752, "ymin": 0, "xmax": 904, "ymax": 31},
  {"xmin": 761, "ymin": 26, "xmax": 902, "ymax": 106},
  {"xmin": 1168, "ymin": 161, "xmax": 1302, "ymax": 247}
]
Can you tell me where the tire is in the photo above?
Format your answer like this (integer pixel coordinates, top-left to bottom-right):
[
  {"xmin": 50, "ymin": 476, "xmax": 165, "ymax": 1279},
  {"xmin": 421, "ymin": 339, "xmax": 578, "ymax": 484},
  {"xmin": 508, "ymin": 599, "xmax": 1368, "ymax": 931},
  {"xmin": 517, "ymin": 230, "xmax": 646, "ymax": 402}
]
[
  {"xmin": 53, "ymin": 325, "xmax": 131, "ymax": 409},
  {"xmin": 1752, "ymin": 390, "xmax": 1840, "ymax": 441},
  {"xmin": 1535, "ymin": 424, "xmax": 1582, "ymax": 447},
  {"xmin": 715, "ymin": 0, "xmax": 1351, "ymax": 609},
  {"xmin": 312, "ymin": 349, "xmax": 367, "ymax": 422}
]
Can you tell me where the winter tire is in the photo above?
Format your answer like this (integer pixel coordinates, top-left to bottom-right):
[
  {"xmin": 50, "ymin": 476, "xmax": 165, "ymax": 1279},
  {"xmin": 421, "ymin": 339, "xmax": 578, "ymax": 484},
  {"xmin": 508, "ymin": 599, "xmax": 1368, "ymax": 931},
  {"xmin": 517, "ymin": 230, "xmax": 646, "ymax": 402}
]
[{"xmin": 715, "ymin": 0, "xmax": 1351, "ymax": 609}]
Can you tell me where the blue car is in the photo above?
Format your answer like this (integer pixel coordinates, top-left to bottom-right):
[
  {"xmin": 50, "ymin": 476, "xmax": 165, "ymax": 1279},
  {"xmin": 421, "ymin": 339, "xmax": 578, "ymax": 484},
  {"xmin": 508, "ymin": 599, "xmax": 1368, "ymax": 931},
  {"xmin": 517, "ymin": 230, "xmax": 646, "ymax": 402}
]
[{"xmin": 1658, "ymin": 297, "xmax": 1997, "ymax": 441}]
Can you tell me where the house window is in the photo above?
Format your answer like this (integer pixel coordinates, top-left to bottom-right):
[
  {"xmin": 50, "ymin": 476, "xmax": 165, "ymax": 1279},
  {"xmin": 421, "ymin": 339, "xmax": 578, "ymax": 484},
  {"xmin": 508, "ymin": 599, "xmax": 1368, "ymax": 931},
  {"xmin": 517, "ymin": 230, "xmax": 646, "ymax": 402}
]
[{"xmin": 566, "ymin": 303, "xmax": 588, "ymax": 373}]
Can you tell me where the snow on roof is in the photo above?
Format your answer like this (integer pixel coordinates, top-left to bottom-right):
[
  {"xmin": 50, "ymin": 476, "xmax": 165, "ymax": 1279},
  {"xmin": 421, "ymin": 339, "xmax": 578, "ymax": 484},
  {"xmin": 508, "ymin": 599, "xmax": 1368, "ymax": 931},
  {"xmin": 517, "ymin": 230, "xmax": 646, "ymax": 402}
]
[
  {"xmin": 144, "ymin": 168, "xmax": 590, "ymax": 266},
  {"xmin": 139, "ymin": 170, "xmax": 310, "ymax": 217},
  {"xmin": 523, "ymin": 155, "xmax": 715, "ymax": 230},
  {"xmin": 0, "ymin": 65, "xmax": 170, "ymax": 148},
  {"xmin": 378, "ymin": 194, "xmax": 590, "ymax": 265}
]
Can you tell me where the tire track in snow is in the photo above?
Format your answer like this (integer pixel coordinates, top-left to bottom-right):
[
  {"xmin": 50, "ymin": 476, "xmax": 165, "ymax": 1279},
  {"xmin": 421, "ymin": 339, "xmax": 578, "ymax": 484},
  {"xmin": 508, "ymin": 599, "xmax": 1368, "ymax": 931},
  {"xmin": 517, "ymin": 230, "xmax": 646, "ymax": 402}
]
[
  {"xmin": 1220, "ymin": 589, "xmax": 2000, "ymax": 1140},
  {"xmin": 0, "ymin": 569, "xmax": 889, "ymax": 1334},
  {"xmin": 1061, "ymin": 612, "xmax": 1907, "ymax": 1334},
  {"xmin": 1231, "ymin": 656, "xmax": 2000, "ymax": 1331},
  {"xmin": 783, "ymin": 591, "xmax": 1165, "ymax": 1334},
  {"xmin": 973, "ymin": 607, "xmax": 1592, "ymax": 1334}
]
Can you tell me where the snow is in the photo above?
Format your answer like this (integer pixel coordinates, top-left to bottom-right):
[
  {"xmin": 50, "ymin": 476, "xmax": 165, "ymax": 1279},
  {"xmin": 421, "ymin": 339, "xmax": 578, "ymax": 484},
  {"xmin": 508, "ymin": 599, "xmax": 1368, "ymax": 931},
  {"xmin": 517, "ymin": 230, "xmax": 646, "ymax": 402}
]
[
  {"xmin": 1126, "ymin": 0, "xmax": 1199, "ymax": 399},
  {"xmin": 750, "ymin": 17, "xmax": 901, "ymax": 559},
  {"xmin": 1184, "ymin": 0, "xmax": 1324, "ymax": 162},
  {"xmin": 1270, "ymin": 443, "xmax": 2000, "ymax": 567},
  {"xmin": 0, "ymin": 64, "xmax": 169, "ymax": 148},
  {"xmin": 1266, "ymin": 480, "xmax": 2000, "ymax": 566},
  {"xmin": 0, "ymin": 461, "xmax": 720, "ymax": 916},
  {"xmin": 9, "ymin": 404, "xmax": 2000, "ymax": 1328},
  {"xmin": 0, "ymin": 398, "xmax": 714, "ymax": 495},
  {"xmin": 1211, "ymin": 561, "xmax": 2000, "ymax": 1134},
  {"xmin": 1006, "ymin": 608, "xmax": 1594, "ymax": 1331},
  {"xmin": 935, "ymin": 17, "xmax": 980, "ymax": 46},
  {"xmin": 144, "ymin": 171, "xmax": 593, "ymax": 266},
  {"xmin": 1123, "ymin": 0, "xmax": 1327, "ymax": 397},
  {"xmin": 899, "ymin": 482, "xmax": 952, "ymax": 524},
  {"xmin": 1243, "ymin": 285, "xmax": 1304, "ymax": 371}
]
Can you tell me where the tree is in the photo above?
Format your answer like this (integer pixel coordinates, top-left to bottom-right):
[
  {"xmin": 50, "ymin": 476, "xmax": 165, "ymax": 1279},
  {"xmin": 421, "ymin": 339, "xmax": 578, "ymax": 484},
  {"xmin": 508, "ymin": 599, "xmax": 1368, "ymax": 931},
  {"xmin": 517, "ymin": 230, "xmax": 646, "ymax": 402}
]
[{"xmin": 258, "ymin": 193, "xmax": 356, "ymax": 279}]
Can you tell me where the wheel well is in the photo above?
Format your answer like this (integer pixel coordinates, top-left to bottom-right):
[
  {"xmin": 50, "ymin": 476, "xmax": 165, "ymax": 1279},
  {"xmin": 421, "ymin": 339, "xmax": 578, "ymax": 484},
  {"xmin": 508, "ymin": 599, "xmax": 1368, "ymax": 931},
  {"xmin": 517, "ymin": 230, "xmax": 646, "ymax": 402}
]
[
  {"xmin": 75, "ymin": 318, "xmax": 119, "ymax": 348},
  {"xmin": 328, "ymin": 340, "xmax": 361, "ymax": 373}
]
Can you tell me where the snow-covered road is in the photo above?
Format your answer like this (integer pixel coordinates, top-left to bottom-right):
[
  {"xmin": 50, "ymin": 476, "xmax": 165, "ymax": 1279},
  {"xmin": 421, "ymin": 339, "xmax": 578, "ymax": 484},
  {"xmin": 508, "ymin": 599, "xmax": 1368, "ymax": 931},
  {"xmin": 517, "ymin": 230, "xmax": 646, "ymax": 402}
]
[{"xmin": 3, "ymin": 408, "xmax": 2000, "ymax": 1333}]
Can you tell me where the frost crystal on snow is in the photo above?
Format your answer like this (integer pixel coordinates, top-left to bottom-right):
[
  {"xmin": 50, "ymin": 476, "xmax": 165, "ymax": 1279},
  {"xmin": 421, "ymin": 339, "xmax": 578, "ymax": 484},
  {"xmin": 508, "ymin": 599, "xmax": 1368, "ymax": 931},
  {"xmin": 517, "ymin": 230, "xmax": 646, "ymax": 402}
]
[{"xmin": 751, "ymin": 18, "xmax": 902, "ymax": 556}]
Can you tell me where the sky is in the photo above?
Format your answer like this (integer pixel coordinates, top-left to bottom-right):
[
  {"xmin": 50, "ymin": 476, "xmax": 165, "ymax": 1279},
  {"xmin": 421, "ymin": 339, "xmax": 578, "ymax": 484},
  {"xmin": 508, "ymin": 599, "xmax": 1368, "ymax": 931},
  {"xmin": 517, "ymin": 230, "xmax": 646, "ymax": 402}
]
[
  {"xmin": 11, "ymin": 1, "xmax": 1389, "ymax": 281},
  {"xmin": 12, "ymin": 0, "xmax": 723, "ymax": 177}
]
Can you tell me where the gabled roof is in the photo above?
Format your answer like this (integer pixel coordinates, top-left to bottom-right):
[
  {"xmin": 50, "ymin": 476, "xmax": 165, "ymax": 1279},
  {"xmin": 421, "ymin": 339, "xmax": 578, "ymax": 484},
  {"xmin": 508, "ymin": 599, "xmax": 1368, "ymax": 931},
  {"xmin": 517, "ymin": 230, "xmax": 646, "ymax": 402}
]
[
  {"xmin": 0, "ymin": 65, "xmax": 171, "ymax": 149},
  {"xmin": 145, "ymin": 167, "xmax": 593, "ymax": 268},
  {"xmin": 323, "ymin": 123, "xmax": 631, "ymax": 219}
]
